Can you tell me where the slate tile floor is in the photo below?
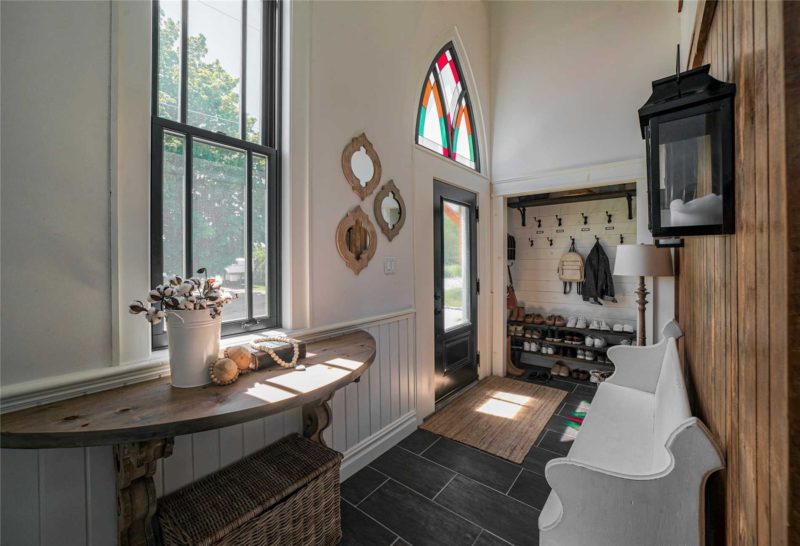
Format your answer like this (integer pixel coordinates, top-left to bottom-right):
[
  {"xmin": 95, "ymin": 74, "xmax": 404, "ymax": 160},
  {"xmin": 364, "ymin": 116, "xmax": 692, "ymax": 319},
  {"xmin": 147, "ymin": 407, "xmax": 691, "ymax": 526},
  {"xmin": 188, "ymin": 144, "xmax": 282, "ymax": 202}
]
[{"xmin": 340, "ymin": 372, "xmax": 597, "ymax": 546}]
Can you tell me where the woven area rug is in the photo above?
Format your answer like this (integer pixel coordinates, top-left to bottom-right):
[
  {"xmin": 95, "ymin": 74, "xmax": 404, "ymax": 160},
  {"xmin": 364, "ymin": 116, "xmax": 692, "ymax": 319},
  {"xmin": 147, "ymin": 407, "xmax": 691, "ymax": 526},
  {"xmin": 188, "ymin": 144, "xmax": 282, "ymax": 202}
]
[{"xmin": 421, "ymin": 376, "xmax": 567, "ymax": 463}]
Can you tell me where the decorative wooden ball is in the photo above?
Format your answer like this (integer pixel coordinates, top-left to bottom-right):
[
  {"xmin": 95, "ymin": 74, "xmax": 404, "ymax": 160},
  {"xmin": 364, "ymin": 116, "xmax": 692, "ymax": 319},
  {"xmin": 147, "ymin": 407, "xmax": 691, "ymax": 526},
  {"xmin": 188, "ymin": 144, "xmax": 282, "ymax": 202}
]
[
  {"xmin": 224, "ymin": 345, "xmax": 252, "ymax": 373},
  {"xmin": 209, "ymin": 358, "xmax": 240, "ymax": 385}
]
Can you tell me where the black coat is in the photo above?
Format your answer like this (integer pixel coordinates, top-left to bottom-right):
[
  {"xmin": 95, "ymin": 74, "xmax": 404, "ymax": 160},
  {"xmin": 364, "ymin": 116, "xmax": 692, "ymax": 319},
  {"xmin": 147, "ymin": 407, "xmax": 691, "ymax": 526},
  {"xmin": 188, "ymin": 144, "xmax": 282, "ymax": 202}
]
[{"xmin": 582, "ymin": 241, "xmax": 617, "ymax": 305}]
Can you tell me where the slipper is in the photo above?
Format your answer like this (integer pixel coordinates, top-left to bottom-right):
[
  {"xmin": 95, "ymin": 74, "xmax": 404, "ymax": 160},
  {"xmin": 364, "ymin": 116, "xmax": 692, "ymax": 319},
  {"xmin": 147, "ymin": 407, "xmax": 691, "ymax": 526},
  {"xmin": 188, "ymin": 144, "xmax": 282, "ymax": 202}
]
[
  {"xmin": 545, "ymin": 315, "xmax": 556, "ymax": 326},
  {"xmin": 533, "ymin": 314, "xmax": 545, "ymax": 325},
  {"xmin": 554, "ymin": 315, "xmax": 567, "ymax": 327}
]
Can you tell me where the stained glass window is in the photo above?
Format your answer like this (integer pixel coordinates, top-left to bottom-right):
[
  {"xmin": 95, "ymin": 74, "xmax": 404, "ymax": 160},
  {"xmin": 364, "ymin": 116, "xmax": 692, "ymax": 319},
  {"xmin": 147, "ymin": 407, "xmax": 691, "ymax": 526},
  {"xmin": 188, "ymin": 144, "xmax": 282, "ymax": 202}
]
[{"xmin": 416, "ymin": 43, "xmax": 479, "ymax": 171}]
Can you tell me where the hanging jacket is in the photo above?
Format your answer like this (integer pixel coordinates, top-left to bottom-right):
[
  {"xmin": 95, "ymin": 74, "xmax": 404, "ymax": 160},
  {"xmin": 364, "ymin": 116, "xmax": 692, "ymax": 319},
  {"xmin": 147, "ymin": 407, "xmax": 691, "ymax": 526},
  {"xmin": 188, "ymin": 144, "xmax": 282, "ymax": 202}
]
[{"xmin": 581, "ymin": 240, "xmax": 617, "ymax": 305}]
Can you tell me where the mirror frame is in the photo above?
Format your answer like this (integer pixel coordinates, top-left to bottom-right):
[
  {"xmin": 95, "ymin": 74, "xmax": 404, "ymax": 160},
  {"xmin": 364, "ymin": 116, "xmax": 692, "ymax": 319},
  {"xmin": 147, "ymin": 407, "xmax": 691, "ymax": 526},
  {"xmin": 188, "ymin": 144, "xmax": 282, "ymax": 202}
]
[
  {"xmin": 341, "ymin": 132, "xmax": 382, "ymax": 200},
  {"xmin": 373, "ymin": 179, "xmax": 406, "ymax": 241},
  {"xmin": 336, "ymin": 206, "xmax": 377, "ymax": 274}
]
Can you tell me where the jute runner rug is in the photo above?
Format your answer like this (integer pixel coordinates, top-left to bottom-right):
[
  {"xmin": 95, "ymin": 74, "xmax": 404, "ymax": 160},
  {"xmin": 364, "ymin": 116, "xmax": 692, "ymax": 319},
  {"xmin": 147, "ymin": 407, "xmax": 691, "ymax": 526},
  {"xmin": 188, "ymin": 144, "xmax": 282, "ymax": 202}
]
[{"xmin": 421, "ymin": 376, "xmax": 567, "ymax": 463}]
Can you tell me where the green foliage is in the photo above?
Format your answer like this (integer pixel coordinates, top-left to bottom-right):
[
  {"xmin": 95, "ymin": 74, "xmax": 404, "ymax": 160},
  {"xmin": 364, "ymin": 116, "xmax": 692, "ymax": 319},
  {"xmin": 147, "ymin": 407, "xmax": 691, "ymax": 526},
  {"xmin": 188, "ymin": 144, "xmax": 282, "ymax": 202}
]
[
  {"xmin": 444, "ymin": 287, "xmax": 463, "ymax": 308},
  {"xmin": 158, "ymin": 10, "xmax": 265, "ymax": 279},
  {"xmin": 444, "ymin": 263, "xmax": 462, "ymax": 279}
]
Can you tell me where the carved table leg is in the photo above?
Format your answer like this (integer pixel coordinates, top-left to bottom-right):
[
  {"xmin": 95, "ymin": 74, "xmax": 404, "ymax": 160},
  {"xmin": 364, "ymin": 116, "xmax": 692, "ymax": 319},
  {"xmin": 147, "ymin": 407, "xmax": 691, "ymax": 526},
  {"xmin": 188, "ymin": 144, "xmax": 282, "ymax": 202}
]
[
  {"xmin": 302, "ymin": 393, "xmax": 334, "ymax": 446},
  {"xmin": 113, "ymin": 438, "xmax": 174, "ymax": 546}
]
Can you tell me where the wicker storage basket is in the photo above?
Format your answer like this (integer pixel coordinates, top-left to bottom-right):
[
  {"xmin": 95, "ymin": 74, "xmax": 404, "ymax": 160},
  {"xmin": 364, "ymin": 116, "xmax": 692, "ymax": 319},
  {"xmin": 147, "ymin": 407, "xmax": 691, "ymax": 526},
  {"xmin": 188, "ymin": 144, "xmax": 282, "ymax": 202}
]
[{"xmin": 157, "ymin": 433, "xmax": 342, "ymax": 546}]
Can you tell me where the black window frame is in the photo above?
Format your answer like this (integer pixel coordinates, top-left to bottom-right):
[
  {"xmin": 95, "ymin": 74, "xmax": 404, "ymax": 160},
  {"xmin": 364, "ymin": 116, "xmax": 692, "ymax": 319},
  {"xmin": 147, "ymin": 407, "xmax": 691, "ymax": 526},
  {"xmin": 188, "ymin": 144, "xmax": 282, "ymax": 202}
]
[
  {"xmin": 415, "ymin": 41, "xmax": 481, "ymax": 173},
  {"xmin": 150, "ymin": 0, "xmax": 282, "ymax": 349}
]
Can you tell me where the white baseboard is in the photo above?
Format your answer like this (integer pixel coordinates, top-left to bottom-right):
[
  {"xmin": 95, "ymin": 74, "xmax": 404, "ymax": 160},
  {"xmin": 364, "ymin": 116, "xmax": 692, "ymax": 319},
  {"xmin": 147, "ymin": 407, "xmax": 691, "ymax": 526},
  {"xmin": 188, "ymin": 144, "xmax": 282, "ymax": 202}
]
[{"xmin": 340, "ymin": 410, "xmax": 417, "ymax": 481}]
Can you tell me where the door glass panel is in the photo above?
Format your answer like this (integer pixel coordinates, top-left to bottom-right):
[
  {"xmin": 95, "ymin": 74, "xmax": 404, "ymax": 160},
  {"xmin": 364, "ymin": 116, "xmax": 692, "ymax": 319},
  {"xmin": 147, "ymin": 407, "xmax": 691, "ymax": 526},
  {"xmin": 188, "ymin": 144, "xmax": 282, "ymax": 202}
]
[
  {"xmin": 191, "ymin": 139, "xmax": 247, "ymax": 321},
  {"xmin": 442, "ymin": 200, "xmax": 470, "ymax": 331}
]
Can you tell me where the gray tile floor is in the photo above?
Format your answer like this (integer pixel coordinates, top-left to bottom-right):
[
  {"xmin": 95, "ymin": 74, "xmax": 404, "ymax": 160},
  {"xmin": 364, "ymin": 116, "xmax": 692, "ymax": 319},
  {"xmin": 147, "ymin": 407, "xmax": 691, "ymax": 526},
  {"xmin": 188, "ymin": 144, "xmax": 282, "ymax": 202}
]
[{"xmin": 340, "ymin": 372, "xmax": 597, "ymax": 546}]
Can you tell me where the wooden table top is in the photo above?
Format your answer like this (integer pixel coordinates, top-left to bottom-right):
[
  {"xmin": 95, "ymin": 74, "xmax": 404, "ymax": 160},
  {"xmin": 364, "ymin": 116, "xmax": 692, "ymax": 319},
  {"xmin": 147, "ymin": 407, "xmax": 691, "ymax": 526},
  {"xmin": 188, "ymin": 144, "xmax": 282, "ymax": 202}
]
[{"xmin": 0, "ymin": 330, "xmax": 375, "ymax": 449}]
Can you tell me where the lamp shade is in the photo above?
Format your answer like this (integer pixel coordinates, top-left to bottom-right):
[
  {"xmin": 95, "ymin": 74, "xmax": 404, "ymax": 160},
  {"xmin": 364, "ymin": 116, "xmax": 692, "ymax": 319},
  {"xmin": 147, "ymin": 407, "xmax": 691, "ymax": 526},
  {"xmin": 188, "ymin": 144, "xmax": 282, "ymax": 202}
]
[{"xmin": 613, "ymin": 244, "xmax": 674, "ymax": 277}]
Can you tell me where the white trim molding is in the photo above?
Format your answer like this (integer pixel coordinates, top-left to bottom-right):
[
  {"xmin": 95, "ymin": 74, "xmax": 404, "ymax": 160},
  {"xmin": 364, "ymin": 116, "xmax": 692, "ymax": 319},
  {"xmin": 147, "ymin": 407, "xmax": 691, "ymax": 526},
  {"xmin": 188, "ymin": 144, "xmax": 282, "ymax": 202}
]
[
  {"xmin": 340, "ymin": 410, "xmax": 417, "ymax": 481},
  {"xmin": 492, "ymin": 158, "xmax": 646, "ymax": 197}
]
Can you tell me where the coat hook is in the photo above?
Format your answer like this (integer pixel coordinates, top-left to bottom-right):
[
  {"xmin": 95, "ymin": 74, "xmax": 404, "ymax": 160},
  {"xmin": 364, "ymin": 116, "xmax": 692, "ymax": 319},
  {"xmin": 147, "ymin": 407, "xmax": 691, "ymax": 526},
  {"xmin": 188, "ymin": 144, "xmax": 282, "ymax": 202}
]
[
  {"xmin": 555, "ymin": 215, "xmax": 562, "ymax": 227},
  {"xmin": 595, "ymin": 235, "xmax": 600, "ymax": 242},
  {"xmin": 620, "ymin": 234, "xmax": 624, "ymax": 244},
  {"xmin": 534, "ymin": 216, "xmax": 542, "ymax": 228},
  {"xmin": 547, "ymin": 237, "xmax": 554, "ymax": 247},
  {"xmin": 606, "ymin": 211, "xmax": 613, "ymax": 223},
  {"xmin": 529, "ymin": 237, "xmax": 535, "ymax": 247},
  {"xmin": 570, "ymin": 236, "xmax": 575, "ymax": 245},
  {"xmin": 581, "ymin": 213, "xmax": 588, "ymax": 225}
]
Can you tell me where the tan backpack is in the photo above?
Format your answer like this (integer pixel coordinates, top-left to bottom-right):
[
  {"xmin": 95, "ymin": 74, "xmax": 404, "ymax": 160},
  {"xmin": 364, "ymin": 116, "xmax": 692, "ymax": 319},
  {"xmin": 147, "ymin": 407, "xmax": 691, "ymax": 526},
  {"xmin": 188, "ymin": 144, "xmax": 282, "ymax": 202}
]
[{"xmin": 557, "ymin": 241, "xmax": 584, "ymax": 295}]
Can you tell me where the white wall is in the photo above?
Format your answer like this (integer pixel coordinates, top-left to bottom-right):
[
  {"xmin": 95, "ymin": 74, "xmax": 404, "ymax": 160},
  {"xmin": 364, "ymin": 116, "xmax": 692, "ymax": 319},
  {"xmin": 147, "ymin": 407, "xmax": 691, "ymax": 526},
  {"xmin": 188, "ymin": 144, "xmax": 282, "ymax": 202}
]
[
  {"xmin": 490, "ymin": 0, "xmax": 680, "ymax": 181},
  {"xmin": 1, "ymin": 1, "xmax": 114, "ymax": 385}
]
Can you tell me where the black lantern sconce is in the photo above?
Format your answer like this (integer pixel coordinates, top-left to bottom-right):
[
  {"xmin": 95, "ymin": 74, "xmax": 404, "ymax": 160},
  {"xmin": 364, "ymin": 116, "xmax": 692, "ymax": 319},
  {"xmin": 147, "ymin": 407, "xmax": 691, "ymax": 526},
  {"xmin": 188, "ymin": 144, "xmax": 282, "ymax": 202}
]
[{"xmin": 638, "ymin": 61, "xmax": 736, "ymax": 239}]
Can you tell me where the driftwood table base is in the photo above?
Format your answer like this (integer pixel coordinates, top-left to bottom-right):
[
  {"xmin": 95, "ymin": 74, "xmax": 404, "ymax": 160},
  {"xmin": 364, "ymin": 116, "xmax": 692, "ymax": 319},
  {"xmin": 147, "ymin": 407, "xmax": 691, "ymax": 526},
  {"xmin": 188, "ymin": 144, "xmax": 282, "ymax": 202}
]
[
  {"xmin": 302, "ymin": 393, "xmax": 334, "ymax": 446},
  {"xmin": 114, "ymin": 438, "xmax": 174, "ymax": 546}
]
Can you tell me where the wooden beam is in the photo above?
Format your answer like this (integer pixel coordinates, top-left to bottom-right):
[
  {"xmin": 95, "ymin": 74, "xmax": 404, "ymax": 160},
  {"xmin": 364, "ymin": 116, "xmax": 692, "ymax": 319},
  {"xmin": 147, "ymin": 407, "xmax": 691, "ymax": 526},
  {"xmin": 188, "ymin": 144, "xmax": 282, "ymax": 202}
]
[{"xmin": 688, "ymin": 0, "xmax": 719, "ymax": 69}]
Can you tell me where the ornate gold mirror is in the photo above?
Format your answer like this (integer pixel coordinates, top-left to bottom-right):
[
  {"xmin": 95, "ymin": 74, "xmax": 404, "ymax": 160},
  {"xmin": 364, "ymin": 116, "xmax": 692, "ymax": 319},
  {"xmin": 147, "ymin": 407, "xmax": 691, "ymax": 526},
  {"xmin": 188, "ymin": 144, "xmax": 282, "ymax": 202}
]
[
  {"xmin": 341, "ymin": 133, "xmax": 381, "ymax": 200},
  {"xmin": 336, "ymin": 206, "xmax": 377, "ymax": 274},
  {"xmin": 373, "ymin": 180, "xmax": 405, "ymax": 241}
]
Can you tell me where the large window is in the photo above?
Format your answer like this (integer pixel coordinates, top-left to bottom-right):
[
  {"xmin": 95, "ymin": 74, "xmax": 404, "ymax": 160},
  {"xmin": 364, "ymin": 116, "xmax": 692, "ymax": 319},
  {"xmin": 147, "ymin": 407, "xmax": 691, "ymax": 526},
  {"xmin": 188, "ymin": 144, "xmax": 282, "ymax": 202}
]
[
  {"xmin": 151, "ymin": 0, "xmax": 281, "ymax": 347},
  {"xmin": 416, "ymin": 43, "xmax": 479, "ymax": 171}
]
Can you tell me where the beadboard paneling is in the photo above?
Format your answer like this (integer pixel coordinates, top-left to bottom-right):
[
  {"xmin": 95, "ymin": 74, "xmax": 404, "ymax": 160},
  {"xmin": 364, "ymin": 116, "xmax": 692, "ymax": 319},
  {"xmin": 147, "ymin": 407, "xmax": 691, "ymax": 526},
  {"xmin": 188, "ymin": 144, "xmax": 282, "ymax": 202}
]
[
  {"xmin": 508, "ymin": 196, "xmax": 637, "ymax": 325},
  {"xmin": 0, "ymin": 313, "xmax": 416, "ymax": 545}
]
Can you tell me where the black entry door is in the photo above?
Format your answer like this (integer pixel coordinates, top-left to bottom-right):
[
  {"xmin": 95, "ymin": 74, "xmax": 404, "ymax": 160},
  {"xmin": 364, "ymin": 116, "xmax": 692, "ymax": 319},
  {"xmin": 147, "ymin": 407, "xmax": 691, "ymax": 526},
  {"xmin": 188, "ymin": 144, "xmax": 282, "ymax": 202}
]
[{"xmin": 433, "ymin": 180, "xmax": 478, "ymax": 403}]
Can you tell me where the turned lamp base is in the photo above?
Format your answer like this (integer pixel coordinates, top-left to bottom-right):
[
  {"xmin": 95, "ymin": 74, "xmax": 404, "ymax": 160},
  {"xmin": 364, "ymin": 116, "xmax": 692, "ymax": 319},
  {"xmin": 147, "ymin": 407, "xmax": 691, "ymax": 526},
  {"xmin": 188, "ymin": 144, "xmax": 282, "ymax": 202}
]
[{"xmin": 635, "ymin": 275, "xmax": 649, "ymax": 346}]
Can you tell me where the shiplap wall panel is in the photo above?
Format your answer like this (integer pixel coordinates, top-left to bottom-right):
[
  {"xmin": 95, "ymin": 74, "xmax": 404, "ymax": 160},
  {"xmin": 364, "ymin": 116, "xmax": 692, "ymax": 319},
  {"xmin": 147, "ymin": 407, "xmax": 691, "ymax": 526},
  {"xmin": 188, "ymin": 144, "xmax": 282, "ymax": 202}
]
[
  {"xmin": 0, "ymin": 314, "xmax": 415, "ymax": 545},
  {"xmin": 508, "ymin": 197, "xmax": 637, "ymax": 325},
  {"xmin": 85, "ymin": 446, "xmax": 116, "ymax": 545},
  {"xmin": 678, "ymin": 2, "xmax": 796, "ymax": 543},
  {"xmin": 1, "ymin": 449, "xmax": 40, "ymax": 546}
]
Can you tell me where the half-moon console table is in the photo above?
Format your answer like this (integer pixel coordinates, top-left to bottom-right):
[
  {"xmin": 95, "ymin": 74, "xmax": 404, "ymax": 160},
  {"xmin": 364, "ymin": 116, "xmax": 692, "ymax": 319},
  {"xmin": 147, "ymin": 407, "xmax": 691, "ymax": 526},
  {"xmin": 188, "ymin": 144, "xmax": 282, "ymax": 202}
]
[{"xmin": 0, "ymin": 330, "xmax": 376, "ymax": 546}]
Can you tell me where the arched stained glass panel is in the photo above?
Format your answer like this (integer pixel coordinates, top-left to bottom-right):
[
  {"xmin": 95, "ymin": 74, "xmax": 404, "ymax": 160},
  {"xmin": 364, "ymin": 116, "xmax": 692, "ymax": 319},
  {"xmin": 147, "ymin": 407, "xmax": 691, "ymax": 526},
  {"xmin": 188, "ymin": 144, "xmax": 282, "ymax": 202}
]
[
  {"xmin": 416, "ymin": 42, "xmax": 479, "ymax": 171},
  {"xmin": 417, "ymin": 73, "xmax": 449, "ymax": 156},
  {"xmin": 452, "ymin": 97, "xmax": 476, "ymax": 170}
]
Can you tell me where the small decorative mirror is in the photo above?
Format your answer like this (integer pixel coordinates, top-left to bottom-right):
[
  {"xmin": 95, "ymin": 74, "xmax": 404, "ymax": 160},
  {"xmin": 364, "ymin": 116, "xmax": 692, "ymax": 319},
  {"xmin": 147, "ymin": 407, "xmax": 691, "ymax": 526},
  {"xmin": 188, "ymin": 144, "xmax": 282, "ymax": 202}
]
[
  {"xmin": 336, "ymin": 206, "xmax": 377, "ymax": 274},
  {"xmin": 373, "ymin": 180, "xmax": 406, "ymax": 241},
  {"xmin": 342, "ymin": 133, "xmax": 381, "ymax": 200}
]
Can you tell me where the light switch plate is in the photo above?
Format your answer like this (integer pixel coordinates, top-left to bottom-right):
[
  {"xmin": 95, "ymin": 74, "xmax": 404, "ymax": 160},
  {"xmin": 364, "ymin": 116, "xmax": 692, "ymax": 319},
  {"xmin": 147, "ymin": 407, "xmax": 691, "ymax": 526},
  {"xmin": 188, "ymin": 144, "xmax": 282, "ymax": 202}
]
[{"xmin": 384, "ymin": 257, "xmax": 397, "ymax": 275}]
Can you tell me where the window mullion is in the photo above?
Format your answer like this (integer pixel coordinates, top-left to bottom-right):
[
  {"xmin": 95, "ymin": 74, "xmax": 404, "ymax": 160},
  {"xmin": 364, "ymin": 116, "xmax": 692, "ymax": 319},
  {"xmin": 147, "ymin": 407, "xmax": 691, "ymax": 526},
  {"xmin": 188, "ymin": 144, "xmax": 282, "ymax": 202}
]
[
  {"xmin": 246, "ymin": 152, "xmax": 254, "ymax": 321},
  {"xmin": 184, "ymin": 135, "xmax": 193, "ymax": 277},
  {"xmin": 263, "ymin": 0, "xmax": 273, "ymax": 147},
  {"xmin": 241, "ymin": 1, "xmax": 247, "ymax": 141},
  {"xmin": 430, "ymin": 66, "xmax": 451, "ymax": 156},
  {"xmin": 180, "ymin": 0, "xmax": 188, "ymax": 124}
]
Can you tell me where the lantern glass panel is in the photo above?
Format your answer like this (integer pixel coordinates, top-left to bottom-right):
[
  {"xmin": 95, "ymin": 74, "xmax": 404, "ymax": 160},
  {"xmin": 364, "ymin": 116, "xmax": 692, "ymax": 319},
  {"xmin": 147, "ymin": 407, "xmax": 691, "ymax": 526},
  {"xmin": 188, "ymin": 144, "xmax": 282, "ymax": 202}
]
[{"xmin": 656, "ymin": 110, "xmax": 724, "ymax": 228}]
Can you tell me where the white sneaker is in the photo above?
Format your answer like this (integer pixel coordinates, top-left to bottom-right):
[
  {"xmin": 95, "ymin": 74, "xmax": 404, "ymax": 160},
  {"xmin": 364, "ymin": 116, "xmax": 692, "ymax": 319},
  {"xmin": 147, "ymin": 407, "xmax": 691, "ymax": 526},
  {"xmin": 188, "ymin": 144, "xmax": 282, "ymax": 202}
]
[
  {"xmin": 599, "ymin": 320, "xmax": 611, "ymax": 331},
  {"xmin": 589, "ymin": 320, "xmax": 601, "ymax": 330},
  {"xmin": 594, "ymin": 337, "xmax": 606, "ymax": 348},
  {"xmin": 622, "ymin": 324, "xmax": 634, "ymax": 333},
  {"xmin": 523, "ymin": 341, "xmax": 530, "ymax": 351},
  {"xmin": 566, "ymin": 316, "xmax": 577, "ymax": 328},
  {"xmin": 576, "ymin": 316, "xmax": 588, "ymax": 329},
  {"xmin": 612, "ymin": 323, "xmax": 623, "ymax": 332},
  {"xmin": 531, "ymin": 341, "xmax": 540, "ymax": 352},
  {"xmin": 585, "ymin": 336, "xmax": 594, "ymax": 347},
  {"xmin": 584, "ymin": 350, "xmax": 595, "ymax": 361}
]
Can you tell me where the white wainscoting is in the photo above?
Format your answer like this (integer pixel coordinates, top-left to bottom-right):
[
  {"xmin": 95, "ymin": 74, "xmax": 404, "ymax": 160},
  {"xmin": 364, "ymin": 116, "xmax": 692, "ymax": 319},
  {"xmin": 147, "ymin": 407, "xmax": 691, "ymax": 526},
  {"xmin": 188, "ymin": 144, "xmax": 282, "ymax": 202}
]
[{"xmin": 0, "ymin": 312, "xmax": 416, "ymax": 546}]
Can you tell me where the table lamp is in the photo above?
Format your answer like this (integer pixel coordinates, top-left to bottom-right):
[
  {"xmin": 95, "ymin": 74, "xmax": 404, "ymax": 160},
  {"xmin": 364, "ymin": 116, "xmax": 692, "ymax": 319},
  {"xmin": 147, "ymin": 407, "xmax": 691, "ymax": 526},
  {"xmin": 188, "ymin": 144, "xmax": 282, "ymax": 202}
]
[{"xmin": 613, "ymin": 244, "xmax": 674, "ymax": 346}]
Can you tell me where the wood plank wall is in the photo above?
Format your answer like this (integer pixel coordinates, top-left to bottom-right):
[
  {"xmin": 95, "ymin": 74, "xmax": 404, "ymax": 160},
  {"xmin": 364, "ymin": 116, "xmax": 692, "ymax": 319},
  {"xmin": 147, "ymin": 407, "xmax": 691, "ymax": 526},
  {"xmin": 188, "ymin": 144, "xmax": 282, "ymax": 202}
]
[
  {"xmin": 0, "ymin": 314, "xmax": 417, "ymax": 546},
  {"xmin": 677, "ymin": 1, "xmax": 796, "ymax": 544}
]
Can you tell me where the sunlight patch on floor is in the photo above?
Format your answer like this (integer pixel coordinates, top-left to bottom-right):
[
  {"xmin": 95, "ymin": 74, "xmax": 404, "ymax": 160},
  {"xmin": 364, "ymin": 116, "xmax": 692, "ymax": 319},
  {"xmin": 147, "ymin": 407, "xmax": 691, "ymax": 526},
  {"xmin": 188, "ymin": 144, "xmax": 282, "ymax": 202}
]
[{"xmin": 475, "ymin": 391, "xmax": 533, "ymax": 419}]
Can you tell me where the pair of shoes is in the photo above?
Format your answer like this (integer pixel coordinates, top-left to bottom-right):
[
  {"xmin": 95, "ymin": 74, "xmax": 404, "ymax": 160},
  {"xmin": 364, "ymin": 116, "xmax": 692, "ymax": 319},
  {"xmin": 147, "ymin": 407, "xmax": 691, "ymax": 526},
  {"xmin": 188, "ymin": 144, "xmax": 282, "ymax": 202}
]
[
  {"xmin": 545, "ymin": 315, "xmax": 556, "ymax": 326},
  {"xmin": 571, "ymin": 368, "xmax": 590, "ymax": 381},
  {"xmin": 599, "ymin": 320, "xmax": 611, "ymax": 331},
  {"xmin": 524, "ymin": 314, "xmax": 534, "ymax": 324},
  {"xmin": 575, "ymin": 316, "xmax": 588, "ymax": 329},
  {"xmin": 590, "ymin": 370, "xmax": 613, "ymax": 383},
  {"xmin": 551, "ymin": 362, "xmax": 570, "ymax": 377},
  {"xmin": 593, "ymin": 337, "xmax": 606, "ymax": 349},
  {"xmin": 566, "ymin": 316, "xmax": 577, "ymax": 328},
  {"xmin": 545, "ymin": 345, "xmax": 555, "ymax": 355},
  {"xmin": 531, "ymin": 330, "xmax": 542, "ymax": 340},
  {"xmin": 577, "ymin": 349, "xmax": 595, "ymax": 361},
  {"xmin": 552, "ymin": 330, "xmax": 564, "ymax": 342},
  {"xmin": 589, "ymin": 320, "xmax": 601, "ymax": 330},
  {"xmin": 554, "ymin": 315, "xmax": 567, "ymax": 327},
  {"xmin": 533, "ymin": 314, "xmax": 545, "ymax": 325}
]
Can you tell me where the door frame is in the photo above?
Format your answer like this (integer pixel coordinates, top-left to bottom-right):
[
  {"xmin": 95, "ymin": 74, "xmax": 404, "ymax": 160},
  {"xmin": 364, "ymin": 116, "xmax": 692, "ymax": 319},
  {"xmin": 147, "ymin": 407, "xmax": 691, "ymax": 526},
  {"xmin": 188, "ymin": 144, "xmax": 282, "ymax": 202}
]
[{"xmin": 433, "ymin": 180, "xmax": 479, "ymax": 404}]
